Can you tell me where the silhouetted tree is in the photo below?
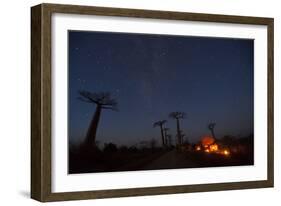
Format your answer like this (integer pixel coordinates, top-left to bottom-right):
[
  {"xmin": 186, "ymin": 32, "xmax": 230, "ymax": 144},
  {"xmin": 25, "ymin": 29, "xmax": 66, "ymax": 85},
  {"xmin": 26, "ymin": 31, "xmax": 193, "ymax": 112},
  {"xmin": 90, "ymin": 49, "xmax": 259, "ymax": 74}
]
[
  {"xmin": 119, "ymin": 145, "xmax": 129, "ymax": 153},
  {"xmin": 166, "ymin": 134, "xmax": 172, "ymax": 147},
  {"xmin": 169, "ymin": 112, "xmax": 186, "ymax": 146},
  {"xmin": 163, "ymin": 127, "xmax": 170, "ymax": 146},
  {"xmin": 103, "ymin": 143, "xmax": 118, "ymax": 153},
  {"xmin": 128, "ymin": 146, "xmax": 138, "ymax": 152},
  {"xmin": 149, "ymin": 138, "xmax": 157, "ymax": 149},
  {"xmin": 179, "ymin": 130, "xmax": 188, "ymax": 144},
  {"xmin": 153, "ymin": 120, "xmax": 167, "ymax": 147},
  {"xmin": 78, "ymin": 91, "xmax": 118, "ymax": 147},
  {"xmin": 208, "ymin": 122, "xmax": 216, "ymax": 140},
  {"xmin": 139, "ymin": 140, "xmax": 149, "ymax": 149},
  {"xmin": 220, "ymin": 135, "xmax": 236, "ymax": 146}
]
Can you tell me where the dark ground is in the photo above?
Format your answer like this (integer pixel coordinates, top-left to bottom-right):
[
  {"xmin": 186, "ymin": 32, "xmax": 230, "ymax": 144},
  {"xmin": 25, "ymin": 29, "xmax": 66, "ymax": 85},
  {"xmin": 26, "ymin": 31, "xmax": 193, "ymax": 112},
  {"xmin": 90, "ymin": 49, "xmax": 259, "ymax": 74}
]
[{"xmin": 69, "ymin": 148, "xmax": 253, "ymax": 174}]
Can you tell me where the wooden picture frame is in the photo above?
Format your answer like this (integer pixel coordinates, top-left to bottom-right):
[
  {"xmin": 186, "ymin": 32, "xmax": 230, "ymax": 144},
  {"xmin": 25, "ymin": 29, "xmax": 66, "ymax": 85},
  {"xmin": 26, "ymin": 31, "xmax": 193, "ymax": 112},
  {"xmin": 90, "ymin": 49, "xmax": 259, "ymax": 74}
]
[{"xmin": 31, "ymin": 3, "xmax": 274, "ymax": 202}]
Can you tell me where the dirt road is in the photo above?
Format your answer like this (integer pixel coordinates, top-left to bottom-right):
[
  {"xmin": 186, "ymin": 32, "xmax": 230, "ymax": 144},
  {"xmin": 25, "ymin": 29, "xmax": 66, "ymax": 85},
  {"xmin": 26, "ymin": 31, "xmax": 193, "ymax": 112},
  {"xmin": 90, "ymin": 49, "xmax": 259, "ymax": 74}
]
[{"xmin": 142, "ymin": 149, "xmax": 197, "ymax": 170}]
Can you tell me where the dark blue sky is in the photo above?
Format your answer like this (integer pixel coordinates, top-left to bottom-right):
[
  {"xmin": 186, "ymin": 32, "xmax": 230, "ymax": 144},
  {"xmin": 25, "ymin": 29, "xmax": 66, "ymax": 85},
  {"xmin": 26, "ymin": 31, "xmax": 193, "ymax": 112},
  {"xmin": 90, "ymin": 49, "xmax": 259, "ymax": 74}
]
[{"xmin": 68, "ymin": 31, "xmax": 253, "ymax": 146}]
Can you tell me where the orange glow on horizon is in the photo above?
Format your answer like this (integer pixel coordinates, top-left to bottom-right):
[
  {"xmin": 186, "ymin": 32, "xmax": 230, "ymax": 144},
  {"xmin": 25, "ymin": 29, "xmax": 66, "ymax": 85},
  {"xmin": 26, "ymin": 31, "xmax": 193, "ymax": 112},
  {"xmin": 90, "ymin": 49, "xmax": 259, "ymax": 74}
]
[{"xmin": 201, "ymin": 136, "xmax": 215, "ymax": 147}]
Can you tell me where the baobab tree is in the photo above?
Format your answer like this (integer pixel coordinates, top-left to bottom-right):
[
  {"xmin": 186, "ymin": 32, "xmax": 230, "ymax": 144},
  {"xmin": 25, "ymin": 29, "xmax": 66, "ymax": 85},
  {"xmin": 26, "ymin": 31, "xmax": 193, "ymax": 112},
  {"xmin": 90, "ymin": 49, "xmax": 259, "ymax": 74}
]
[
  {"xmin": 163, "ymin": 127, "xmax": 170, "ymax": 146},
  {"xmin": 78, "ymin": 90, "xmax": 118, "ymax": 147},
  {"xmin": 208, "ymin": 122, "xmax": 216, "ymax": 140},
  {"xmin": 166, "ymin": 134, "xmax": 172, "ymax": 147},
  {"xmin": 179, "ymin": 130, "xmax": 187, "ymax": 145},
  {"xmin": 153, "ymin": 120, "xmax": 167, "ymax": 147},
  {"xmin": 169, "ymin": 112, "xmax": 186, "ymax": 146}
]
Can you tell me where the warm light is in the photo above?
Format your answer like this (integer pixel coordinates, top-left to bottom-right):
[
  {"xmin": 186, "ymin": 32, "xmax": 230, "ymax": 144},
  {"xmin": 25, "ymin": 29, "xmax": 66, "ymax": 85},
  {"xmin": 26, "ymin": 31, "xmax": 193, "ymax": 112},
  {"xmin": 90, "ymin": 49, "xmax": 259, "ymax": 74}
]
[
  {"xmin": 196, "ymin": 145, "xmax": 201, "ymax": 151},
  {"xmin": 209, "ymin": 144, "xmax": 218, "ymax": 152},
  {"xmin": 223, "ymin": 149, "xmax": 230, "ymax": 155},
  {"xmin": 205, "ymin": 149, "xmax": 210, "ymax": 153},
  {"xmin": 201, "ymin": 136, "xmax": 215, "ymax": 147}
]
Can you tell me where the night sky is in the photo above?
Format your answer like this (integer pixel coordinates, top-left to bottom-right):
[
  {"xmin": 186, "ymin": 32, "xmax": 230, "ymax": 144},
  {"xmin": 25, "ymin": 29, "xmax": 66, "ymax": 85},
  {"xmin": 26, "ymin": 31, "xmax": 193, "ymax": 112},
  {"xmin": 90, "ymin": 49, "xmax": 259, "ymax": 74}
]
[{"xmin": 68, "ymin": 31, "xmax": 254, "ymax": 146}]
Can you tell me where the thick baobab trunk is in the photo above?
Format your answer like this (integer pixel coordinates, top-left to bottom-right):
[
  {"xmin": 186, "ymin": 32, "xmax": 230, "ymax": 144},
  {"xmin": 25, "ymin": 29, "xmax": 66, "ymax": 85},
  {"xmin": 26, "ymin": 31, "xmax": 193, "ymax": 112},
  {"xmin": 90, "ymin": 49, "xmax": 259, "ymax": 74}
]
[
  {"xmin": 211, "ymin": 130, "xmax": 216, "ymax": 140},
  {"xmin": 164, "ymin": 130, "xmax": 168, "ymax": 146},
  {"xmin": 211, "ymin": 130, "xmax": 214, "ymax": 138},
  {"xmin": 160, "ymin": 125, "xmax": 165, "ymax": 147},
  {"xmin": 176, "ymin": 118, "xmax": 181, "ymax": 145},
  {"xmin": 85, "ymin": 104, "xmax": 102, "ymax": 146},
  {"xmin": 168, "ymin": 135, "xmax": 172, "ymax": 147}
]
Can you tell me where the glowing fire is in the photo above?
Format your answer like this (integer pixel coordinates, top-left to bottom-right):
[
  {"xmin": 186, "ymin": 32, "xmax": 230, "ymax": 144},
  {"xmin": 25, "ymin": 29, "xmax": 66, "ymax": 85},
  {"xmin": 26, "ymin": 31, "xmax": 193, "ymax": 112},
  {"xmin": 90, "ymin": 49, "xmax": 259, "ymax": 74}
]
[
  {"xmin": 196, "ymin": 136, "xmax": 230, "ymax": 156},
  {"xmin": 209, "ymin": 144, "xmax": 218, "ymax": 152},
  {"xmin": 201, "ymin": 136, "xmax": 215, "ymax": 147}
]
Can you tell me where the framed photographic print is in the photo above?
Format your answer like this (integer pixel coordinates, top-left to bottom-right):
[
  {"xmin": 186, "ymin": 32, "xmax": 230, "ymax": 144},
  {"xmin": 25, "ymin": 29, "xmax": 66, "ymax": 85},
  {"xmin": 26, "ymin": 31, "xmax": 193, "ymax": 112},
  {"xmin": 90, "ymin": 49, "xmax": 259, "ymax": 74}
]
[{"xmin": 31, "ymin": 3, "xmax": 274, "ymax": 202}]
